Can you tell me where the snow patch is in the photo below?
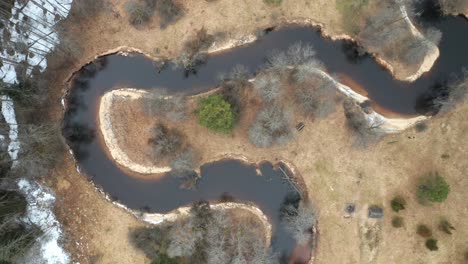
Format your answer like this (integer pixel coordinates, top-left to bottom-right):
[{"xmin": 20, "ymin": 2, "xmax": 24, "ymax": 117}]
[
  {"xmin": 17, "ymin": 179, "xmax": 70, "ymax": 264},
  {"xmin": 1, "ymin": 95, "xmax": 20, "ymax": 165},
  {"xmin": 0, "ymin": 0, "xmax": 73, "ymax": 83}
]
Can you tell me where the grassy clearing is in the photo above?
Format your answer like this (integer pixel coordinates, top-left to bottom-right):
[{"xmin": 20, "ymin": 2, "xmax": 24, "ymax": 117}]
[{"xmin": 335, "ymin": 0, "xmax": 369, "ymax": 34}]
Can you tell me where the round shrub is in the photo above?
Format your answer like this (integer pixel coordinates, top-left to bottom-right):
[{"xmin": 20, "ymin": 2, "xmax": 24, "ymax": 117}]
[
  {"xmin": 391, "ymin": 216, "xmax": 404, "ymax": 228},
  {"xmin": 425, "ymin": 239, "xmax": 438, "ymax": 251},
  {"xmin": 197, "ymin": 94, "xmax": 236, "ymax": 133},
  {"xmin": 416, "ymin": 224, "xmax": 432, "ymax": 238},
  {"xmin": 417, "ymin": 172, "xmax": 450, "ymax": 204},
  {"xmin": 390, "ymin": 196, "xmax": 406, "ymax": 212}
]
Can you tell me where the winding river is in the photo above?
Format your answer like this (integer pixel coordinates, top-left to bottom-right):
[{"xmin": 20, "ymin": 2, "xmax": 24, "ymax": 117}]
[{"xmin": 63, "ymin": 15, "xmax": 467, "ymax": 263}]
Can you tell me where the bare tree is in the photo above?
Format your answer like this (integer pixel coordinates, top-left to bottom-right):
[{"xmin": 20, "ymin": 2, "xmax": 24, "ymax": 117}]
[
  {"xmin": 219, "ymin": 65, "xmax": 250, "ymax": 114},
  {"xmin": 166, "ymin": 217, "xmax": 203, "ymax": 258},
  {"xmin": 125, "ymin": 1, "xmax": 152, "ymax": 26},
  {"xmin": 294, "ymin": 72, "xmax": 339, "ymax": 119},
  {"xmin": 433, "ymin": 68, "xmax": 468, "ymax": 113},
  {"xmin": 249, "ymin": 106, "xmax": 293, "ymax": 148},
  {"xmin": 266, "ymin": 42, "xmax": 320, "ymax": 72},
  {"xmin": 173, "ymin": 28, "xmax": 214, "ymax": 72},
  {"xmin": 140, "ymin": 90, "xmax": 187, "ymax": 122},
  {"xmin": 343, "ymin": 99, "xmax": 383, "ymax": 147},
  {"xmin": 253, "ymin": 72, "xmax": 281, "ymax": 102},
  {"xmin": 282, "ymin": 201, "xmax": 316, "ymax": 245},
  {"xmin": 148, "ymin": 123, "xmax": 183, "ymax": 159},
  {"xmin": 170, "ymin": 148, "xmax": 195, "ymax": 173},
  {"xmin": 425, "ymin": 27, "xmax": 442, "ymax": 46}
]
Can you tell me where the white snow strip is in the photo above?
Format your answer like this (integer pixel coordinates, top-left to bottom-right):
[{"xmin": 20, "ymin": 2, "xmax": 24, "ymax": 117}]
[
  {"xmin": 1, "ymin": 95, "xmax": 19, "ymax": 165},
  {"xmin": 17, "ymin": 179, "xmax": 70, "ymax": 264}
]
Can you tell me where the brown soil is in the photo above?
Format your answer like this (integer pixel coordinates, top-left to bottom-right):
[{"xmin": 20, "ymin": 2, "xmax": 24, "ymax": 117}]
[{"xmin": 39, "ymin": 1, "xmax": 468, "ymax": 264}]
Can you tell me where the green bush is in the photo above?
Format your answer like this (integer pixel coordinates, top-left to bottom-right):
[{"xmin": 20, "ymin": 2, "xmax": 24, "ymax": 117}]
[
  {"xmin": 438, "ymin": 219, "xmax": 455, "ymax": 235},
  {"xmin": 416, "ymin": 224, "xmax": 432, "ymax": 238},
  {"xmin": 151, "ymin": 254, "xmax": 179, "ymax": 264},
  {"xmin": 264, "ymin": 0, "xmax": 282, "ymax": 5},
  {"xmin": 391, "ymin": 216, "xmax": 404, "ymax": 228},
  {"xmin": 417, "ymin": 172, "xmax": 450, "ymax": 204},
  {"xmin": 425, "ymin": 239, "xmax": 438, "ymax": 251},
  {"xmin": 390, "ymin": 196, "xmax": 406, "ymax": 212},
  {"xmin": 197, "ymin": 94, "xmax": 236, "ymax": 133}
]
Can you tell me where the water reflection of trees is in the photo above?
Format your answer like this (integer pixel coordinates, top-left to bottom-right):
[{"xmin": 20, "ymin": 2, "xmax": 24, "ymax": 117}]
[{"xmin": 62, "ymin": 122, "xmax": 95, "ymax": 161}]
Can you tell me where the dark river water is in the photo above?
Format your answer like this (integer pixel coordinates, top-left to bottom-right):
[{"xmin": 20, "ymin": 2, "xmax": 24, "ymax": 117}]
[{"xmin": 63, "ymin": 15, "xmax": 467, "ymax": 263}]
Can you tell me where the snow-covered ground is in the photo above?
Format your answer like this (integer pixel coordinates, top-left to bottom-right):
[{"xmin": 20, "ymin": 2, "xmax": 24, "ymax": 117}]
[
  {"xmin": 0, "ymin": 0, "xmax": 73, "ymax": 83},
  {"xmin": 0, "ymin": 1, "xmax": 73, "ymax": 263},
  {"xmin": 1, "ymin": 95, "xmax": 19, "ymax": 166},
  {"xmin": 17, "ymin": 179, "xmax": 70, "ymax": 264}
]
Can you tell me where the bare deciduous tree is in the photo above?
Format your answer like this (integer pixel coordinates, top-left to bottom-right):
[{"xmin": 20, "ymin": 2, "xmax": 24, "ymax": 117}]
[
  {"xmin": 148, "ymin": 123, "xmax": 183, "ymax": 159},
  {"xmin": 433, "ymin": 68, "xmax": 468, "ymax": 113},
  {"xmin": 170, "ymin": 148, "xmax": 195, "ymax": 173},
  {"xmin": 294, "ymin": 72, "xmax": 339, "ymax": 119},
  {"xmin": 249, "ymin": 106, "xmax": 293, "ymax": 148},
  {"xmin": 343, "ymin": 99, "xmax": 384, "ymax": 147},
  {"xmin": 141, "ymin": 90, "xmax": 187, "ymax": 122},
  {"xmin": 253, "ymin": 72, "xmax": 281, "ymax": 102},
  {"xmin": 125, "ymin": 1, "xmax": 153, "ymax": 26},
  {"xmin": 166, "ymin": 217, "xmax": 203, "ymax": 258},
  {"xmin": 266, "ymin": 42, "xmax": 320, "ymax": 72},
  {"xmin": 282, "ymin": 201, "xmax": 316, "ymax": 245}
]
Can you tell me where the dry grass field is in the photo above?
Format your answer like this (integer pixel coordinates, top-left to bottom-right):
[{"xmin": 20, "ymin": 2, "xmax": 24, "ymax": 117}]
[{"xmin": 43, "ymin": 0, "xmax": 468, "ymax": 263}]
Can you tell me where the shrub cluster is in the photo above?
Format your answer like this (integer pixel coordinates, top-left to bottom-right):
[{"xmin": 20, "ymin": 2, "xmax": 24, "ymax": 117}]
[
  {"xmin": 343, "ymin": 99, "xmax": 383, "ymax": 147},
  {"xmin": 0, "ymin": 191, "xmax": 41, "ymax": 262},
  {"xmin": 282, "ymin": 200, "xmax": 316, "ymax": 244},
  {"xmin": 130, "ymin": 201, "xmax": 275, "ymax": 263},
  {"xmin": 438, "ymin": 219, "xmax": 455, "ymax": 235},
  {"xmin": 174, "ymin": 28, "xmax": 215, "ymax": 72},
  {"xmin": 264, "ymin": 0, "xmax": 282, "ymax": 5},
  {"xmin": 266, "ymin": 42, "xmax": 319, "ymax": 72},
  {"xmin": 391, "ymin": 216, "xmax": 404, "ymax": 228},
  {"xmin": 148, "ymin": 123, "xmax": 183, "ymax": 159},
  {"xmin": 390, "ymin": 196, "xmax": 406, "ymax": 212},
  {"xmin": 253, "ymin": 72, "xmax": 281, "ymax": 102},
  {"xmin": 147, "ymin": 0, "xmax": 183, "ymax": 28},
  {"xmin": 425, "ymin": 239, "xmax": 438, "ymax": 251},
  {"xmin": 219, "ymin": 65, "xmax": 249, "ymax": 115},
  {"xmin": 293, "ymin": 72, "xmax": 338, "ymax": 119},
  {"xmin": 125, "ymin": 0, "xmax": 183, "ymax": 28},
  {"xmin": 416, "ymin": 172, "xmax": 450, "ymax": 204},
  {"xmin": 126, "ymin": 1, "xmax": 153, "ymax": 26},
  {"xmin": 416, "ymin": 224, "xmax": 432, "ymax": 238}
]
